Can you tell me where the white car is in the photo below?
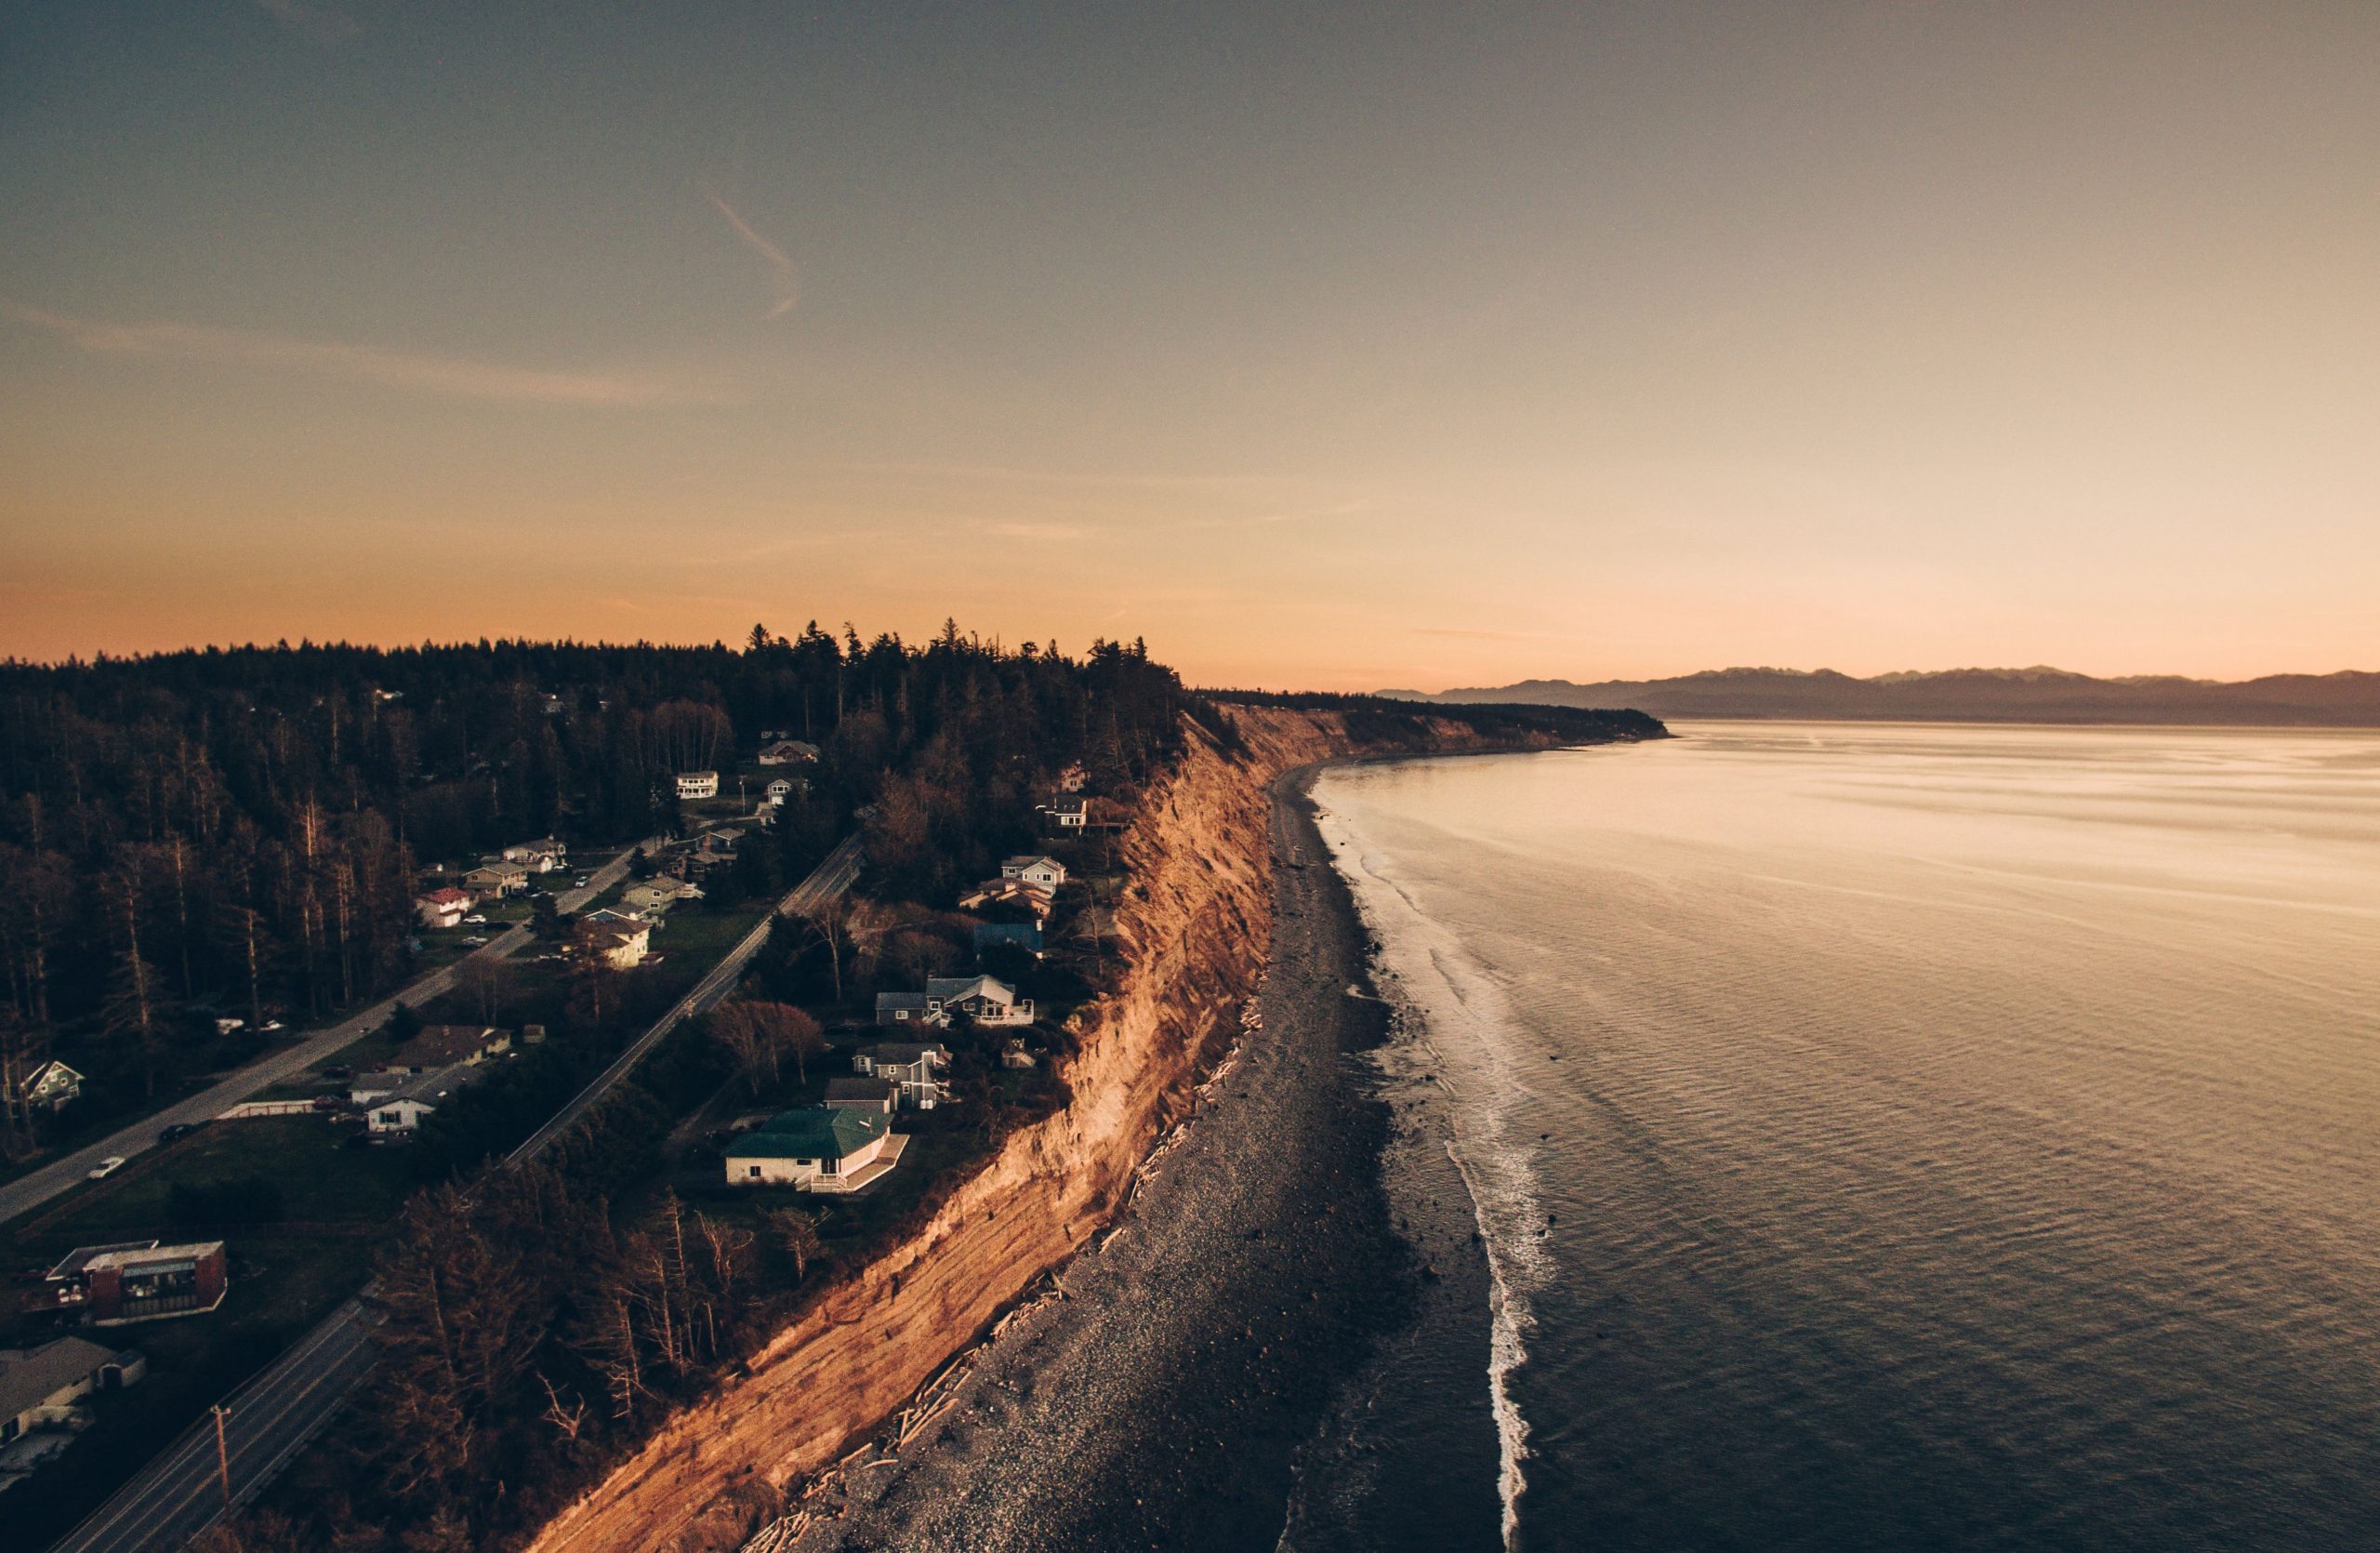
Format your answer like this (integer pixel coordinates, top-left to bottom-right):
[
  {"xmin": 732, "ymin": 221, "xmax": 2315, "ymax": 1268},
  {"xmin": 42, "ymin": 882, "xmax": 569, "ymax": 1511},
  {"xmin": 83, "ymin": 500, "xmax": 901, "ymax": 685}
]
[
  {"xmin": 260, "ymin": 1019, "xmax": 284, "ymax": 1032},
  {"xmin": 87, "ymin": 1157, "xmax": 126, "ymax": 1180},
  {"xmin": 463, "ymin": 914, "xmax": 489, "ymax": 925},
  {"xmin": 460, "ymin": 935, "xmax": 488, "ymax": 948}
]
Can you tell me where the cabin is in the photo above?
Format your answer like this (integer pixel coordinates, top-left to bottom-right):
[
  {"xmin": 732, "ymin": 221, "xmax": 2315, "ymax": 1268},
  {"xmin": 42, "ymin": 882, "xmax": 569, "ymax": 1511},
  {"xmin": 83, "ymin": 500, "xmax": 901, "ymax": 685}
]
[
  {"xmin": 851, "ymin": 1042, "xmax": 954, "ymax": 1108},
  {"xmin": 676, "ymin": 770, "xmax": 720, "ymax": 800},
  {"xmin": 723, "ymin": 1107, "xmax": 906, "ymax": 1193},
  {"xmin": 758, "ymin": 739, "xmax": 821, "ymax": 765},
  {"xmin": 0, "ymin": 1336, "xmax": 145, "ymax": 1449},
  {"xmin": 41, "ymin": 1241, "xmax": 229, "ymax": 1326},
  {"xmin": 414, "ymin": 886, "xmax": 470, "ymax": 930},
  {"xmin": 12, "ymin": 1060, "xmax": 84, "ymax": 1114},
  {"xmin": 1001, "ymin": 855, "xmax": 1068, "ymax": 889}
]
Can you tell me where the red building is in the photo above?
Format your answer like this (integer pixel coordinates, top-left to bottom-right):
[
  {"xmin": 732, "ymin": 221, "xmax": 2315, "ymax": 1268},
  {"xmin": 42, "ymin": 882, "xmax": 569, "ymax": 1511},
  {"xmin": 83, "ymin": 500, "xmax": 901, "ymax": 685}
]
[{"xmin": 39, "ymin": 1241, "xmax": 229, "ymax": 1326}]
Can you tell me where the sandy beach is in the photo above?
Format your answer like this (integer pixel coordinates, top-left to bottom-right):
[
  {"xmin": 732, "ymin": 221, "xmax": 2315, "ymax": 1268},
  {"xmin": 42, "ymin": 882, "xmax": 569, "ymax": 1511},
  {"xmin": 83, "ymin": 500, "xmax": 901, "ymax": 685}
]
[{"xmin": 780, "ymin": 765, "xmax": 1501, "ymax": 1553}]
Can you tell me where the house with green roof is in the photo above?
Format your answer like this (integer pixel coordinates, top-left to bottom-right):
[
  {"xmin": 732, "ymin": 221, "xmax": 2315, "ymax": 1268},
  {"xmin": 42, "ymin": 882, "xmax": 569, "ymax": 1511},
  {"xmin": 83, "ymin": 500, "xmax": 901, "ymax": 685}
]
[{"xmin": 723, "ymin": 1105, "xmax": 907, "ymax": 1193}]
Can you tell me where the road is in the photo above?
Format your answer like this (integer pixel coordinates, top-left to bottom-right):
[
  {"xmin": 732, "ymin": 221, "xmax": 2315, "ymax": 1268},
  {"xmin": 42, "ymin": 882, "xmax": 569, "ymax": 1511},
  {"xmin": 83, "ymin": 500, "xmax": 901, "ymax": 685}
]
[
  {"xmin": 0, "ymin": 843, "xmax": 646, "ymax": 1230},
  {"xmin": 50, "ymin": 831, "xmax": 865, "ymax": 1553}
]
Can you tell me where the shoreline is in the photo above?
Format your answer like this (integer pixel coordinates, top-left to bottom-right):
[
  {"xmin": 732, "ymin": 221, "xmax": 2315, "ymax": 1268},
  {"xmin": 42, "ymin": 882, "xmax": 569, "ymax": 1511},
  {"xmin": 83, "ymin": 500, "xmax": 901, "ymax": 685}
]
[{"xmin": 778, "ymin": 763, "xmax": 1501, "ymax": 1551}]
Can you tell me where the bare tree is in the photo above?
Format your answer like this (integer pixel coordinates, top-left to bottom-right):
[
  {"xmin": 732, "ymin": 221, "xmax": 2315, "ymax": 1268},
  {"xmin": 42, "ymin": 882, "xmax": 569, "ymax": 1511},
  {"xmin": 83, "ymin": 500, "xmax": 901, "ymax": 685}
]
[{"xmin": 767, "ymin": 1207, "xmax": 824, "ymax": 1281}]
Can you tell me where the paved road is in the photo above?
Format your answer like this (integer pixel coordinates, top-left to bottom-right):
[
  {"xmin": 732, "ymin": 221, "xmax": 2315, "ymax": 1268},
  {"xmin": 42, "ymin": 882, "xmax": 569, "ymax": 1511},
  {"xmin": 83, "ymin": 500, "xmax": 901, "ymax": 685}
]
[
  {"xmin": 50, "ymin": 833, "xmax": 864, "ymax": 1553},
  {"xmin": 0, "ymin": 844, "xmax": 646, "ymax": 1230}
]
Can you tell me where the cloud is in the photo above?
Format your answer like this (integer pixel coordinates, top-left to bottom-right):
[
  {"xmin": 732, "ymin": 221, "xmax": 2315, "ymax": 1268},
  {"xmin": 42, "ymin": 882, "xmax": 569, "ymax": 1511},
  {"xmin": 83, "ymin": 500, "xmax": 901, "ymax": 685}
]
[
  {"xmin": 705, "ymin": 190, "xmax": 800, "ymax": 318},
  {"xmin": 6, "ymin": 305, "xmax": 720, "ymax": 406},
  {"xmin": 991, "ymin": 521, "xmax": 1090, "ymax": 541}
]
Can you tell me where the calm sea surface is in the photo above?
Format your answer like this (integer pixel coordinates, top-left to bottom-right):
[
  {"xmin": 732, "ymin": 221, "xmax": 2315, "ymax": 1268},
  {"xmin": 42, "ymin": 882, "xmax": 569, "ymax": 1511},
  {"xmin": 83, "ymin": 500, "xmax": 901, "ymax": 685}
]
[{"xmin": 1311, "ymin": 723, "xmax": 2380, "ymax": 1552}]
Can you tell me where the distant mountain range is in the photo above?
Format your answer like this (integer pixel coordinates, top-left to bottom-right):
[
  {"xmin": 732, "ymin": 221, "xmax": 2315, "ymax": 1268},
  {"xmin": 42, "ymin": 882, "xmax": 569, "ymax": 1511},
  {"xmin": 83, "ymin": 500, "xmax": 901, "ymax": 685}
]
[{"xmin": 1377, "ymin": 667, "xmax": 2380, "ymax": 726}]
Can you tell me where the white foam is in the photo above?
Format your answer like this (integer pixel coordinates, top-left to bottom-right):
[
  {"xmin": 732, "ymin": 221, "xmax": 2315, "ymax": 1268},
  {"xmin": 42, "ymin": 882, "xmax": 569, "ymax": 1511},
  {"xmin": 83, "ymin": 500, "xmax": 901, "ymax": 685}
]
[{"xmin": 1312, "ymin": 783, "xmax": 1551, "ymax": 1549}]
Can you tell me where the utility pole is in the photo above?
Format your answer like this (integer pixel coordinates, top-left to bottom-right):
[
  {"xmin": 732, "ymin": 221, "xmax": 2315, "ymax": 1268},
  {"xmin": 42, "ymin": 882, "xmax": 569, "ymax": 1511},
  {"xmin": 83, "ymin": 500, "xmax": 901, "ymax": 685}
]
[{"xmin": 213, "ymin": 1403, "xmax": 232, "ymax": 1512}]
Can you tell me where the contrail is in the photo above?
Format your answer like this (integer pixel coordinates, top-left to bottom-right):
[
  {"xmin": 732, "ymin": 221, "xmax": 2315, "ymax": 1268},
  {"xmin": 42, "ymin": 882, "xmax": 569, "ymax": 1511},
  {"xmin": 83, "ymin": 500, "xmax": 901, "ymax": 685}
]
[{"xmin": 706, "ymin": 188, "xmax": 800, "ymax": 318}]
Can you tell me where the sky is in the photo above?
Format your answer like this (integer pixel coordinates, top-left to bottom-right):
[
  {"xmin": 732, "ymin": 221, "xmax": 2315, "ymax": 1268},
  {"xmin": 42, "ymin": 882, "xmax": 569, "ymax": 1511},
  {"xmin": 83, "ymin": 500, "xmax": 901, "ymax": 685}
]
[{"xmin": 2, "ymin": 1, "xmax": 2375, "ymax": 690}]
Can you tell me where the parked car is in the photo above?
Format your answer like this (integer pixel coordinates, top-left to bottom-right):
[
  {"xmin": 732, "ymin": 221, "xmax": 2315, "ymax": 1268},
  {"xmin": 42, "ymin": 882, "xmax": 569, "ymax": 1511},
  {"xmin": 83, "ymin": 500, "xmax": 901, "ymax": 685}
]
[
  {"xmin": 574, "ymin": 875, "xmax": 591, "ymax": 887},
  {"xmin": 324, "ymin": 1064, "xmax": 353, "ymax": 1081},
  {"xmin": 159, "ymin": 1123, "xmax": 198, "ymax": 1144},
  {"xmin": 87, "ymin": 1157, "xmax": 126, "ymax": 1180},
  {"xmin": 463, "ymin": 913, "xmax": 489, "ymax": 925},
  {"xmin": 460, "ymin": 936, "xmax": 488, "ymax": 948},
  {"xmin": 260, "ymin": 1019, "xmax": 285, "ymax": 1032}
]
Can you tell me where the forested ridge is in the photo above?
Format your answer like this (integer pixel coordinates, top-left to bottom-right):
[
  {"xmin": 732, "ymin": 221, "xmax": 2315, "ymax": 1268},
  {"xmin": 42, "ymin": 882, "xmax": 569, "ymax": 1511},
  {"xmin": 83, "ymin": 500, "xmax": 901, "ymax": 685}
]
[{"xmin": 0, "ymin": 625, "xmax": 1189, "ymax": 1155}]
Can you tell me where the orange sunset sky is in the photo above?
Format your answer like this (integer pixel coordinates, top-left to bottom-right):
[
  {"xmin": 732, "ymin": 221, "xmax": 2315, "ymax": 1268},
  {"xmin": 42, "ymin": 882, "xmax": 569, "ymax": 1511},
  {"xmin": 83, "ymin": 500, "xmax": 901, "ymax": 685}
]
[{"xmin": 3, "ymin": 3, "xmax": 2374, "ymax": 690}]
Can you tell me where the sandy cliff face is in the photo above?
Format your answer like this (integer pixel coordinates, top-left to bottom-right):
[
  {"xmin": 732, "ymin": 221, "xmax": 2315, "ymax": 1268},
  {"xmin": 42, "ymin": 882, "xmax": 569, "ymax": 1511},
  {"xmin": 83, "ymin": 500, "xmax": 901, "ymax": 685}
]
[{"xmin": 521, "ymin": 707, "xmax": 1560, "ymax": 1553}]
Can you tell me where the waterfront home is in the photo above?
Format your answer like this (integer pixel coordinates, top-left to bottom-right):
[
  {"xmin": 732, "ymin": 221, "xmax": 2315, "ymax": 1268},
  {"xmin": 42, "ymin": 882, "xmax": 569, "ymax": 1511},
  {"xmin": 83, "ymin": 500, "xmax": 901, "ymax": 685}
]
[
  {"xmin": 957, "ymin": 879, "xmax": 1055, "ymax": 921},
  {"xmin": 676, "ymin": 770, "xmax": 720, "ymax": 800},
  {"xmin": 414, "ymin": 886, "xmax": 471, "ymax": 930},
  {"xmin": 1039, "ymin": 798, "xmax": 1089, "ymax": 830},
  {"xmin": 462, "ymin": 860, "xmax": 529, "ymax": 898},
  {"xmin": 724, "ymin": 1107, "xmax": 906, "ymax": 1192},
  {"xmin": 1, "ymin": 1336, "xmax": 145, "ymax": 1452},
  {"xmin": 824, "ymin": 1076, "xmax": 899, "ymax": 1114},
  {"xmin": 40, "ymin": 1241, "xmax": 229, "ymax": 1326},
  {"xmin": 852, "ymin": 1042, "xmax": 954, "ymax": 1108},
  {"xmin": 972, "ymin": 921, "xmax": 1044, "ymax": 956},
  {"xmin": 390, "ymin": 1025, "xmax": 512, "ymax": 1073},
  {"xmin": 1000, "ymin": 855, "xmax": 1068, "ymax": 889},
  {"xmin": 874, "ymin": 975, "xmax": 1034, "ymax": 1031},
  {"xmin": 11, "ymin": 1060, "xmax": 84, "ymax": 1114},
  {"xmin": 758, "ymin": 739, "xmax": 821, "ymax": 765},
  {"xmin": 364, "ymin": 1063, "xmax": 487, "ymax": 1135}
]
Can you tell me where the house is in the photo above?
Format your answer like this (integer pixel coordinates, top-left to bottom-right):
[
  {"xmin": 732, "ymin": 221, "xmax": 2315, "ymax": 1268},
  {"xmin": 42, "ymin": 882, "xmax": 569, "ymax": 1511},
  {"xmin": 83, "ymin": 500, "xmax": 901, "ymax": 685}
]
[
  {"xmin": 852, "ymin": 1042, "xmax": 954, "ymax": 1108},
  {"xmin": 12, "ymin": 1060, "xmax": 84, "ymax": 1114},
  {"xmin": 923, "ymin": 974, "xmax": 1034, "ymax": 1026},
  {"xmin": 40, "ymin": 1241, "xmax": 229, "ymax": 1325},
  {"xmin": 414, "ymin": 887, "xmax": 470, "ymax": 930},
  {"xmin": 973, "ymin": 921, "xmax": 1044, "ymax": 957},
  {"xmin": 1039, "ymin": 799, "xmax": 1089, "ymax": 830},
  {"xmin": 957, "ymin": 880, "xmax": 1054, "ymax": 921},
  {"xmin": 765, "ymin": 778, "xmax": 795, "ymax": 806},
  {"xmin": 676, "ymin": 770, "xmax": 720, "ymax": 800},
  {"xmin": 624, "ymin": 879, "xmax": 703, "ymax": 913},
  {"xmin": 723, "ymin": 1107, "xmax": 906, "ymax": 1192},
  {"xmin": 699, "ymin": 826, "xmax": 747, "ymax": 857},
  {"xmin": 1057, "ymin": 762, "xmax": 1088, "ymax": 793},
  {"xmin": 1, "ymin": 1336, "xmax": 144, "ymax": 1449},
  {"xmin": 1001, "ymin": 855, "xmax": 1069, "ymax": 889},
  {"xmin": 582, "ymin": 919, "xmax": 651, "ymax": 970},
  {"xmin": 824, "ymin": 1077, "xmax": 899, "ymax": 1114},
  {"xmin": 390, "ymin": 1025, "xmax": 512, "ymax": 1073},
  {"xmin": 462, "ymin": 860, "xmax": 529, "ymax": 898},
  {"xmin": 758, "ymin": 739, "xmax": 821, "ymax": 766},
  {"xmin": 501, "ymin": 838, "xmax": 569, "ymax": 872},
  {"xmin": 365, "ymin": 1063, "xmax": 487, "ymax": 1135}
]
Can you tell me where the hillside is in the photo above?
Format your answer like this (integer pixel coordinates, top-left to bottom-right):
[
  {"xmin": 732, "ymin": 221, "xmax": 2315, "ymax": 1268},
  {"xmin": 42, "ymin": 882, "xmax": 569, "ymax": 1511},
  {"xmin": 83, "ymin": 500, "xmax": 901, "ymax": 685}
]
[{"xmin": 1380, "ymin": 667, "xmax": 2380, "ymax": 726}]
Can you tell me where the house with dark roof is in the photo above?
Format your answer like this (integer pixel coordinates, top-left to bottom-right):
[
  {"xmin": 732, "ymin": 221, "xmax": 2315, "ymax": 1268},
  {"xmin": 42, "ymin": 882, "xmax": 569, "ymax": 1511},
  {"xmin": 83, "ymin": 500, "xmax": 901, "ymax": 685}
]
[
  {"xmin": 390, "ymin": 1025, "xmax": 511, "ymax": 1073},
  {"xmin": 825, "ymin": 1076, "xmax": 899, "ymax": 1114},
  {"xmin": 873, "ymin": 976, "xmax": 1033, "ymax": 1031},
  {"xmin": 972, "ymin": 921, "xmax": 1044, "ymax": 957},
  {"xmin": 723, "ymin": 1107, "xmax": 906, "ymax": 1192},
  {"xmin": 12, "ymin": 1060, "xmax": 83, "ymax": 1114},
  {"xmin": 1000, "ymin": 855, "xmax": 1068, "ymax": 889},
  {"xmin": 1038, "ymin": 798, "xmax": 1089, "ymax": 830},
  {"xmin": 758, "ymin": 739, "xmax": 821, "ymax": 765},
  {"xmin": 39, "ymin": 1241, "xmax": 228, "ymax": 1325},
  {"xmin": 852, "ymin": 1042, "xmax": 954, "ymax": 1108},
  {"xmin": 364, "ymin": 1063, "xmax": 488, "ymax": 1135},
  {"xmin": 1, "ymin": 1335, "xmax": 144, "ymax": 1452}
]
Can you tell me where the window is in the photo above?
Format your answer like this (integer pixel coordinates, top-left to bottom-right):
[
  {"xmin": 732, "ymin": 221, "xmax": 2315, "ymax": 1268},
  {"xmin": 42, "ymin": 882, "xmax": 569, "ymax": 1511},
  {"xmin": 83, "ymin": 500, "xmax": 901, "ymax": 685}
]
[{"xmin": 747, "ymin": 1165, "xmax": 761, "ymax": 1179}]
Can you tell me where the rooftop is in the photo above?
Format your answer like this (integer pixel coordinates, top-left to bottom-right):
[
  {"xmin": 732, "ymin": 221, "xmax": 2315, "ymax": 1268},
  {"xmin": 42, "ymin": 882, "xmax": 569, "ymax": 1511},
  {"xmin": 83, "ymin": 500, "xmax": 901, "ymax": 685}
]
[
  {"xmin": 0, "ymin": 1336, "xmax": 125, "ymax": 1420},
  {"xmin": 729, "ymin": 1107, "xmax": 888, "ymax": 1161}
]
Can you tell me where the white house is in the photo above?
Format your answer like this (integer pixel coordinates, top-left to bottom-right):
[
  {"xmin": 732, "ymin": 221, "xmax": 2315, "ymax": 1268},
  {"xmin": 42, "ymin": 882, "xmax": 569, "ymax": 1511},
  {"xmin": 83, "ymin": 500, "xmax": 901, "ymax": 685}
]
[
  {"xmin": 1001, "ymin": 855, "xmax": 1068, "ymax": 889},
  {"xmin": 723, "ymin": 1107, "xmax": 906, "ymax": 1192},
  {"xmin": 414, "ymin": 886, "xmax": 470, "ymax": 930},
  {"xmin": 501, "ymin": 838, "xmax": 568, "ymax": 872},
  {"xmin": 364, "ymin": 1064, "xmax": 486, "ymax": 1135},
  {"xmin": 1040, "ymin": 799, "xmax": 1089, "ymax": 830},
  {"xmin": 765, "ymin": 777, "xmax": 795, "ymax": 805},
  {"xmin": 676, "ymin": 770, "xmax": 720, "ymax": 800},
  {"xmin": 582, "ymin": 918, "xmax": 651, "ymax": 970},
  {"xmin": 0, "ymin": 1336, "xmax": 145, "ymax": 1449},
  {"xmin": 624, "ymin": 878, "xmax": 703, "ymax": 913},
  {"xmin": 462, "ymin": 860, "xmax": 529, "ymax": 898},
  {"xmin": 13, "ymin": 1060, "xmax": 85, "ymax": 1114}
]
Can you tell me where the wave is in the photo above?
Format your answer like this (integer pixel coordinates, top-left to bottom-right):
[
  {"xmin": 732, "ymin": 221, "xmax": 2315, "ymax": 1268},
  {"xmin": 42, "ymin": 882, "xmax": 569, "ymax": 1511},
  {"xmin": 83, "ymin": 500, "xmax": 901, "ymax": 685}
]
[{"xmin": 1313, "ymin": 790, "xmax": 1554, "ymax": 1549}]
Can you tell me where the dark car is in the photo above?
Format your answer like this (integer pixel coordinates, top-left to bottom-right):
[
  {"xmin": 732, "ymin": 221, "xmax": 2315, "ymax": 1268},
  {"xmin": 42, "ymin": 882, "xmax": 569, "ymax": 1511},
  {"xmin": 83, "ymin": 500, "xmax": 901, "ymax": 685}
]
[
  {"xmin": 324, "ymin": 1064, "xmax": 353, "ymax": 1081},
  {"xmin": 159, "ymin": 1122, "xmax": 199, "ymax": 1144}
]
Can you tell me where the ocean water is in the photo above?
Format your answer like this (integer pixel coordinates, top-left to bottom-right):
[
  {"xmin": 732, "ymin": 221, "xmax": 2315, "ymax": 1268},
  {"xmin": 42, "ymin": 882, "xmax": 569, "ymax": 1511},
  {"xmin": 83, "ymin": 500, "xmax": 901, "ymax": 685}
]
[{"xmin": 1310, "ymin": 723, "xmax": 2380, "ymax": 1553}]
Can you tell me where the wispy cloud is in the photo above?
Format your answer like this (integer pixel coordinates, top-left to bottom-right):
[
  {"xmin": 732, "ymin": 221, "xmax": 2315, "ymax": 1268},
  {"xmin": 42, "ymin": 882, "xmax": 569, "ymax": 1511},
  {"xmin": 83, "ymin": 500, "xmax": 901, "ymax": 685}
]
[
  {"xmin": 991, "ymin": 521, "xmax": 1090, "ymax": 541},
  {"xmin": 7, "ymin": 305, "xmax": 721, "ymax": 406},
  {"xmin": 705, "ymin": 189, "xmax": 799, "ymax": 318}
]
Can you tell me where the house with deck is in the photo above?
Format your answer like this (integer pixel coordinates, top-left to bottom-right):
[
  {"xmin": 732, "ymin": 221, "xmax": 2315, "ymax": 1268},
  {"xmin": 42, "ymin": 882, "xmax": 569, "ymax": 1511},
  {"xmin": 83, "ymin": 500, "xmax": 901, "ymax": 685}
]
[
  {"xmin": 11, "ymin": 1060, "xmax": 84, "ymax": 1115},
  {"xmin": 676, "ymin": 770, "xmax": 720, "ymax": 800},
  {"xmin": 958, "ymin": 879, "xmax": 1054, "ymax": 922},
  {"xmin": 1001, "ymin": 855, "xmax": 1068, "ymax": 889},
  {"xmin": 851, "ymin": 1042, "xmax": 954, "ymax": 1108},
  {"xmin": 624, "ymin": 878, "xmax": 704, "ymax": 913},
  {"xmin": 824, "ymin": 1076, "xmax": 899, "ymax": 1114},
  {"xmin": 364, "ymin": 1063, "xmax": 488, "ymax": 1135},
  {"xmin": 40, "ymin": 1241, "xmax": 229, "ymax": 1326},
  {"xmin": 1038, "ymin": 798, "xmax": 1089, "ymax": 831},
  {"xmin": 501, "ymin": 838, "xmax": 569, "ymax": 872},
  {"xmin": 462, "ymin": 860, "xmax": 529, "ymax": 898},
  {"xmin": 873, "ymin": 975, "xmax": 1033, "ymax": 1033},
  {"xmin": 759, "ymin": 739, "xmax": 821, "ymax": 765},
  {"xmin": 723, "ymin": 1107, "xmax": 906, "ymax": 1192}
]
